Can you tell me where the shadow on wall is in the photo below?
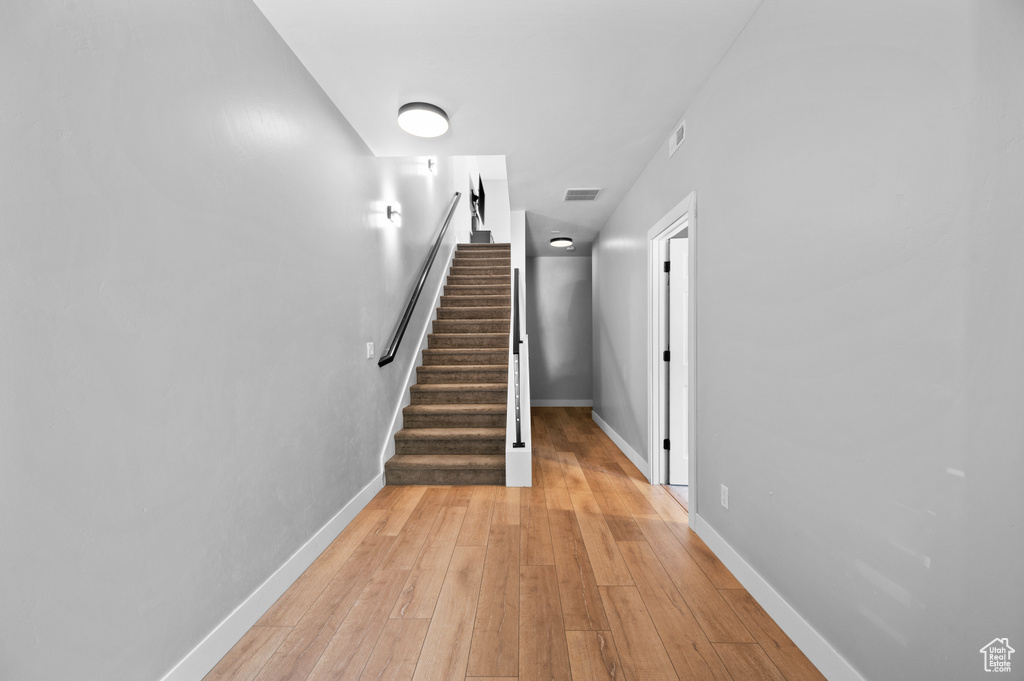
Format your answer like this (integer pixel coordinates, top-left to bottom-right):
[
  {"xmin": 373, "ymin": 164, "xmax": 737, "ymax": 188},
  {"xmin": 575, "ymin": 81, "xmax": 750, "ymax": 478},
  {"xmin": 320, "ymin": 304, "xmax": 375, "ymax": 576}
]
[
  {"xmin": 563, "ymin": 278, "xmax": 593, "ymax": 383},
  {"xmin": 593, "ymin": 312, "xmax": 642, "ymax": 451},
  {"xmin": 527, "ymin": 256, "xmax": 594, "ymax": 402}
]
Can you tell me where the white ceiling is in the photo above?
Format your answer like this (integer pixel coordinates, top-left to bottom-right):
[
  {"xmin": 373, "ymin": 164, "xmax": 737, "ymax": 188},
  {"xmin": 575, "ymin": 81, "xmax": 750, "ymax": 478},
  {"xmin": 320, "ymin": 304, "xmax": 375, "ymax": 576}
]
[{"xmin": 252, "ymin": 0, "xmax": 761, "ymax": 256}]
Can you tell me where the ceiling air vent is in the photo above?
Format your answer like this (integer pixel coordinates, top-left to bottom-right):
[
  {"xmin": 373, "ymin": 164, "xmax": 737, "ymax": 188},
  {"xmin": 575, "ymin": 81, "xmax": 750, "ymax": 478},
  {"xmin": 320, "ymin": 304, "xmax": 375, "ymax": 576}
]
[{"xmin": 564, "ymin": 188, "xmax": 601, "ymax": 201}]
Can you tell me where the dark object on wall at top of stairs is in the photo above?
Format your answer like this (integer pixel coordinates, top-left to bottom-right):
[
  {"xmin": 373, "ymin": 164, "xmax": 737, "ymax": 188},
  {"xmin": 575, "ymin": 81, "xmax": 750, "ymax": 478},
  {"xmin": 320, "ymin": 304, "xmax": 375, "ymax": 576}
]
[
  {"xmin": 470, "ymin": 230, "xmax": 492, "ymax": 243},
  {"xmin": 386, "ymin": 243, "xmax": 511, "ymax": 485}
]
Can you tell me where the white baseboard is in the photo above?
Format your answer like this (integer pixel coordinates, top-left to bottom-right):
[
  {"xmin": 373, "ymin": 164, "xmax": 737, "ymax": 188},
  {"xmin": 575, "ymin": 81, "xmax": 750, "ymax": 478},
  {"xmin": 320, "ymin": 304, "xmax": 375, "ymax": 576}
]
[
  {"xmin": 159, "ymin": 473, "xmax": 385, "ymax": 681},
  {"xmin": 692, "ymin": 514, "xmax": 867, "ymax": 681},
  {"xmin": 591, "ymin": 410, "xmax": 651, "ymax": 479},
  {"xmin": 532, "ymin": 399, "xmax": 594, "ymax": 407}
]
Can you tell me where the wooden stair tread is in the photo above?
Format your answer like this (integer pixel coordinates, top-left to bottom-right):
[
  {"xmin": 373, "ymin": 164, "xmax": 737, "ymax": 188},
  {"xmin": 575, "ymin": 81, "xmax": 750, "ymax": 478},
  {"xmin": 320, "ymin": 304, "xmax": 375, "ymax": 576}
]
[
  {"xmin": 418, "ymin": 364, "xmax": 506, "ymax": 371},
  {"xmin": 410, "ymin": 382, "xmax": 506, "ymax": 391},
  {"xmin": 428, "ymin": 333, "xmax": 507, "ymax": 338},
  {"xmin": 444, "ymin": 286, "xmax": 509, "ymax": 291},
  {"xmin": 449, "ymin": 269, "xmax": 508, "ymax": 274},
  {"xmin": 439, "ymin": 298, "xmax": 510, "ymax": 308},
  {"xmin": 432, "ymin": 325, "xmax": 509, "ymax": 333},
  {"xmin": 440, "ymin": 295, "xmax": 509, "ymax": 300},
  {"xmin": 433, "ymin": 319, "xmax": 509, "ymax": 324},
  {"xmin": 396, "ymin": 427, "xmax": 505, "ymax": 439},
  {"xmin": 436, "ymin": 307, "xmax": 511, "ymax": 320},
  {"xmin": 386, "ymin": 454, "xmax": 505, "ymax": 469},
  {"xmin": 404, "ymin": 404, "xmax": 506, "ymax": 414},
  {"xmin": 445, "ymin": 282, "xmax": 508, "ymax": 288},
  {"xmin": 421, "ymin": 349, "xmax": 507, "ymax": 365}
]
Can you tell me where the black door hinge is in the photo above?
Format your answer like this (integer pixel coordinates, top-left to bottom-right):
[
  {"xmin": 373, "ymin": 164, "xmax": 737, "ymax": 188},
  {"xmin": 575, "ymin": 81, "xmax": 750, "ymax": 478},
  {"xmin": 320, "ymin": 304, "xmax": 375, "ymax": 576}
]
[
  {"xmin": 663, "ymin": 438, "xmax": 671, "ymax": 450},
  {"xmin": 664, "ymin": 261, "xmax": 671, "ymax": 273},
  {"xmin": 663, "ymin": 350, "xmax": 670, "ymax": 362}
]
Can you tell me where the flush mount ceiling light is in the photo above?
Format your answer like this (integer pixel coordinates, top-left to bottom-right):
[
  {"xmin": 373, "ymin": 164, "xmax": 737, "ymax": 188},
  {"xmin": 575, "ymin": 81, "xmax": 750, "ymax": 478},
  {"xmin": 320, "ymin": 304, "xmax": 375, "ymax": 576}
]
[
  {"xmin": 397, "ymin": 102, "xmax": 449, "ymax": 138},
  {"xmin": 550, "ymin": 237, "xmax": 573, "ymax": 248}
]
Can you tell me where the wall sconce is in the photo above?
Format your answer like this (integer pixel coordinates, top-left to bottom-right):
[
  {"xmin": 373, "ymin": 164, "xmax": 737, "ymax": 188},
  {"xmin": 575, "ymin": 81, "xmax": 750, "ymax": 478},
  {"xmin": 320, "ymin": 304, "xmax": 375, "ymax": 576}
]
[
  {"xmin": 387, "ymin": 205, "xmax": 401, "ymax": 223},
  {"xmin": 427, "ymin": 158, "xmax": 437, "ymax": 175}
]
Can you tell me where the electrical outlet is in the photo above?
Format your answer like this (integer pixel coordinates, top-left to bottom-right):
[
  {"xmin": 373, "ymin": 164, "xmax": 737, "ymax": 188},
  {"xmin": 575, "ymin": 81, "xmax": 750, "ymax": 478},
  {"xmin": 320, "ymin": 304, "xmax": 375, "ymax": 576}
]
[
  {"xmin": 720, "ymin": 484, "xmax": 729, "ymax": 510},
  {"xmin": 366, "ymin": 342, "xmax": 374, "ymax": 360}
]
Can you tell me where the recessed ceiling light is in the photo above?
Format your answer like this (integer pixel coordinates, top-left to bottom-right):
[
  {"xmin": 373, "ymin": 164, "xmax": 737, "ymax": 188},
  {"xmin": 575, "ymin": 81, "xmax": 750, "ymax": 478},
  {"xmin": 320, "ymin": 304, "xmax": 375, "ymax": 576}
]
[
  {"xmin": 397, "ymin": 102, "xmax": 449, "ymax": 137},
  {"xmin": 550, "ymin": 237, "xmax": 573, "ymax": 248}
]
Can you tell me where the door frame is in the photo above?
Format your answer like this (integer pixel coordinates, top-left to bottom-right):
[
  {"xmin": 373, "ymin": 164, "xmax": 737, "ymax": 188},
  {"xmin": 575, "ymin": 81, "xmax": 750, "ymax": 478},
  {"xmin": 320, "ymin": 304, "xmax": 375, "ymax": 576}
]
[{"xmin": 647, "ymin": 192, "xmax": 697, "ymax": 528}]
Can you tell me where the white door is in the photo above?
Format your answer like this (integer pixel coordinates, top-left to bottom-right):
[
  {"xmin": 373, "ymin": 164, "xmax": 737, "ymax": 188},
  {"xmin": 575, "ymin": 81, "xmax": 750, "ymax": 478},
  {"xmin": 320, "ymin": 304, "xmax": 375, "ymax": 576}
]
[{"xmin": 668, "ymin": 237, "xmax": 689, "ymax": 485}]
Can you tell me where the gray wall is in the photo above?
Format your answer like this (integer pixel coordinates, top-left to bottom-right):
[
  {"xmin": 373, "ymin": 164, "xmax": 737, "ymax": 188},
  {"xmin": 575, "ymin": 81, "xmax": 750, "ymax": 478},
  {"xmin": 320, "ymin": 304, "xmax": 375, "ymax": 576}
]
[
  {"xmin": 526, "ymin": 256, "xmax": 593, "ymax": 404},
  {"xmin": 592, "ymin": 1, "xmax": 1024, "ymax": 680},
  {"xmin": 0, "ymin": 2, "xmax": 466, "ymax": 680}
]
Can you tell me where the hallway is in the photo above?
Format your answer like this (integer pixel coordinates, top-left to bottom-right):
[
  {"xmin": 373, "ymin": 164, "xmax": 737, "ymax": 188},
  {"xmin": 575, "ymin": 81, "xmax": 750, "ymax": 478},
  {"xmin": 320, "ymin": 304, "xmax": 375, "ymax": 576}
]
[{"xmin": 205, "ymin": 408, "xmax": 825, "ymax": 681}]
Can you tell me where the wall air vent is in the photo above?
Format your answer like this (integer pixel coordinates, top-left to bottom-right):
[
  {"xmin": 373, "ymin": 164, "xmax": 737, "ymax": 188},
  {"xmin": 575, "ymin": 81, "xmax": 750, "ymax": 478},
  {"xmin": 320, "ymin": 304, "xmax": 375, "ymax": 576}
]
[
  {"xmin": 668, "ymin": 118, "xmax": 686, "ymax": 157},
  {"xmin": 564, "ymin": 188, "xmax": 601, "ymax": 201}
]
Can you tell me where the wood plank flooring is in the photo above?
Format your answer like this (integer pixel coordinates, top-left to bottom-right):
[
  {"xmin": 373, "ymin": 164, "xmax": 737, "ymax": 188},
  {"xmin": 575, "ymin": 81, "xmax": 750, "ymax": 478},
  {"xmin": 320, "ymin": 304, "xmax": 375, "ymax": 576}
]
[{"xmin": 205, "ymin": 407, "xmax": 826, "ymax": 681}]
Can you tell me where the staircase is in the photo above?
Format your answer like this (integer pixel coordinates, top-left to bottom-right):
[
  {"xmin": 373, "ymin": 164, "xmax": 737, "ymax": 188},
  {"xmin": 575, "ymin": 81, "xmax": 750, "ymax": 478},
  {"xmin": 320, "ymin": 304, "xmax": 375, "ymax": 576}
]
[{"xmin": 385, "ymin": 243, "xmax": 511, "ymax": 485}]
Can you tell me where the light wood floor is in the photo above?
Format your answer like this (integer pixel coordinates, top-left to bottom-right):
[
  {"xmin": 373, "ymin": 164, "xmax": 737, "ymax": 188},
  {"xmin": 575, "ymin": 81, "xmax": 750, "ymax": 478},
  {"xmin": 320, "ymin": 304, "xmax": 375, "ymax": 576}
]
[{"xmin": 204, "ymin": 407, "xmax": 825, "ymax": 681}]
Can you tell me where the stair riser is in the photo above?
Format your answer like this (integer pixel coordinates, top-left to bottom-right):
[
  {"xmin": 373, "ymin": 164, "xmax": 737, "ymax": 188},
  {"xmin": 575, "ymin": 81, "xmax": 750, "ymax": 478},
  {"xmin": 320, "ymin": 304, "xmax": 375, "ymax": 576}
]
[
  {"xmin": 449, "ymin": 267, "xmax": 510, "ymax": 277},
  {"xmin": 384, "ymin": 463, "xmax": 505, "ymax": 486},
  {"xmin": 440, "ymin": 295, "xmax": 510, "ymax": 308},
  {"xmin": 454, "ymin": 251, "xmax": 511, "ymax": 258},
  {"xmin": 396, "ymin": 439, "xmax": 505, "ymax": 455},
  {"xmin": 445, "ymin": 280, "xmax": 510, "ymax": 290},
  {"xmin": 410, "ymin": 389, "xmax": 506, "ymax": 405},
  {"xmin": 447, "ymin": 276, "xmax": 509, "ymax": 286},
  {"xmin": 417, "ymin": 368, "xmax": 507, "ymax": 384},
  {"xmin": 428, "ymin": 333, "xmax": 507, "ymax": 349},
  {"xmin": 422, "ymin": 350, "xmax": 507, "ymax": 365},
  {"xmin": 452, "ymin": 261, "xmax": 512, "ymax": 270},
  {"xmin": 452, "ymin": 258, "xmax": 511, "ymax": 268},
  {"xmin": 437, "ymin": 307, "xmax": 511, "ymax": 320},
  {"xmin": 403, "ymin": 412, "xmax": 507, "ymax": 428},
  {"xmin": 443, "ymin": 285, "xmax": 509, "ymax": 297},
  {"xmin": 457, "ymin": 244, "xmax": 511, "ymax": 251},
  {"xmin": 432, "ymin": 320, "xmax": 509, "ymax": 335}
]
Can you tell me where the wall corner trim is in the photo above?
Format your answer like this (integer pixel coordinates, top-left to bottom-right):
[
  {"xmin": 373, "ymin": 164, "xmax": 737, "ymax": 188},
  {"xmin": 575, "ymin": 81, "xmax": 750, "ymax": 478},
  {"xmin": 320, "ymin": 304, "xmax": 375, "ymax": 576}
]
[
  {"xmin": 158, "ymin": 473, "xmax": 385, "ymax": 681},
  {"xmin": 692, "ymin": 514, "xmax": 868, "ymax": 681},
  {"xmin": 592, "ymin": 410, "xmax": 650, "ymax": 479}
]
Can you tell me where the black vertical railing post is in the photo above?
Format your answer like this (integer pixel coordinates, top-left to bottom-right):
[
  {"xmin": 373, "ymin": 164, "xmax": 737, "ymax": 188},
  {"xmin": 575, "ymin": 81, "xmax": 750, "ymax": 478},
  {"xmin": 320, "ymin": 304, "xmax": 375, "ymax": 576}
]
[{"xmin": 512, "ymin": 268, "xmax": 525, "ymax": 448}]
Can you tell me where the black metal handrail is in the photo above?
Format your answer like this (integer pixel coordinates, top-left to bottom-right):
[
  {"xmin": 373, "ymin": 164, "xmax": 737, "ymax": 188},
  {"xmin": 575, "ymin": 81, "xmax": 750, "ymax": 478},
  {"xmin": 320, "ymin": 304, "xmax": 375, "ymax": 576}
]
[
  {"xmin": 513, "ymin": 268, "xmax": 521, "ymax": 357},
  {"xmin": 378, "ymin": 192, "xmax": 461, "ymax": 367},
  {"xmin": 512, "ymin": 267, "xmax": 525, "ymax": 448}
]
